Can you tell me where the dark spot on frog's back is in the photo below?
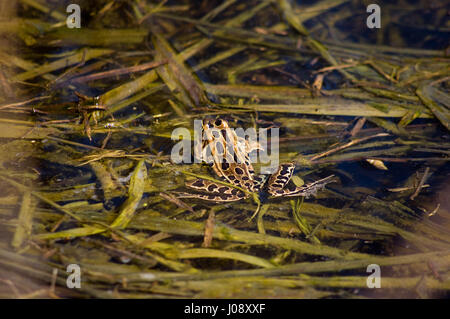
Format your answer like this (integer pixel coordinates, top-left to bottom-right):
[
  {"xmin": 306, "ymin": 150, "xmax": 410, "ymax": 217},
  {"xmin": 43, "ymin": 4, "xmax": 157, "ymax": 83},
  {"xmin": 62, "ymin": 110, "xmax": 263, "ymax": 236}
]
[
  {"xmin": 218, "ymin": 186, "xmax": 228, "ymax": 193},
  {"xmin": 280, "ymin": 166, "xmax": 291, "ymax": 175},
  {"xmin": 234, "ymin": 167, "xmax": 243, "ymax": 175},
  {"xmin": 221, "ymin": 129, "xmax": 227, "ymax": 139},
  {"xmin": 276, "ymin": 176, "xmax": 288, "ymax": 183},
  {"xmin": 192, "ymin": 180, "xmax": 204, "ymax": 187},
  {"xmin": 221, "ymin": 162, "xmax": 229, "ymax": 170},
  {"xmin": 207, "ymin": 184, "xmax": 218, "ymax": 192}
]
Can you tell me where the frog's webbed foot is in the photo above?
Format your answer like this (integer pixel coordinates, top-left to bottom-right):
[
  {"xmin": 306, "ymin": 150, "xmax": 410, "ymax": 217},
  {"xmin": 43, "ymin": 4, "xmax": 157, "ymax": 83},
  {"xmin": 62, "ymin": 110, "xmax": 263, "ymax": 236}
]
[{"xmin": 269, "ymin": 175, "xmax": 336, "ymax": 198}]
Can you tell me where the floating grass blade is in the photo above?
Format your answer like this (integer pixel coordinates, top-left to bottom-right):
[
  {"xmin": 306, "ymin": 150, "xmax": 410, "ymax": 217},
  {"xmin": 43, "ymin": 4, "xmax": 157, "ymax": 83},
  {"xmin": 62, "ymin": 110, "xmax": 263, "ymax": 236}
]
[
  {"xmin": 11, "ymin": 192, "xmax": 34, "ymax": 249},
  {"xmin": 221, "ymin": 100, "xmax": 433, "ymax": 118},
  {"xmin": 152, "ymin": 33, "xmax": 209, "ymax": 107},
  {"xmin": 110, "ymin": 160, "xmax": 147, "ymax": 229},
  {"xmin": 416, "ymin": 84, "xmax": 450, "ymax": 131},
  {"xmin": 13, "ymin": 48, "xmax": 114, "ymax": 82}
]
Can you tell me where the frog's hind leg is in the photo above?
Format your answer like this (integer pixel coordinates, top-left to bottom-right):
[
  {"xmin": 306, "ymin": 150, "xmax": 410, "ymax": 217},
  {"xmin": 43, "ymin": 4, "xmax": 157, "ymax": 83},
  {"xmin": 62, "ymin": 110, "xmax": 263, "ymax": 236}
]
[
  {"xmin": 185, "ymin": 179, "xmax": 237, "ymax": 194},
  {"xmin": 175, "ymin": 179, "xmax": 248, "ymax": 202},
  {"xmin": 174, "ymin": 191, "xmax": 247, "ymax": 202},
  {"xmin": 269, "ymin": 175, "xmax": 335, "ymax": 198}
]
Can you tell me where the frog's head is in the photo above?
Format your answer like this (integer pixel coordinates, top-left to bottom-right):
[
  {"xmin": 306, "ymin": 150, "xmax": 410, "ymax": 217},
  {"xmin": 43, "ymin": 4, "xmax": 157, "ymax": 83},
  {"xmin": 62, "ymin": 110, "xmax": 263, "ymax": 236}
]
[{"xmin": 202, "ymin": 118, "xmax": 230, "ymax": 130}]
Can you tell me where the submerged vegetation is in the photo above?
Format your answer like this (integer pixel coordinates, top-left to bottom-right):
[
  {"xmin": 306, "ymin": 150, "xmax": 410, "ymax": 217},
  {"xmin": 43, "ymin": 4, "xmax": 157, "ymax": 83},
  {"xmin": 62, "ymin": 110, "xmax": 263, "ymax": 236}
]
[{"xmin": 0, "ymin": 0, "xmax": 449, "ymax": 298}]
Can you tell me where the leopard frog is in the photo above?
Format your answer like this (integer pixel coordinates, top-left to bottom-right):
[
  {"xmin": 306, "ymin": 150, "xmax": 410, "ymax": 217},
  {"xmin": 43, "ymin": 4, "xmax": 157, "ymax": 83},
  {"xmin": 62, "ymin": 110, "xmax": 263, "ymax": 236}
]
[{"xmin": 176, "ymin": 118, "xmax": 334, "ymax": 202}]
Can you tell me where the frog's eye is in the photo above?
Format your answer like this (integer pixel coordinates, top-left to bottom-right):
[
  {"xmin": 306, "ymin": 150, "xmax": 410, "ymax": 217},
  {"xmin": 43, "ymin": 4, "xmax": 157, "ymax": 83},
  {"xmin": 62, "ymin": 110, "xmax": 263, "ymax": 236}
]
[
  {"xmin": 214, "ymin": 119, "xmax": 222, "ymax": 127},
  {"xmin": 202, "ymin": 118, "xmax": 211, "ymax": 127}
]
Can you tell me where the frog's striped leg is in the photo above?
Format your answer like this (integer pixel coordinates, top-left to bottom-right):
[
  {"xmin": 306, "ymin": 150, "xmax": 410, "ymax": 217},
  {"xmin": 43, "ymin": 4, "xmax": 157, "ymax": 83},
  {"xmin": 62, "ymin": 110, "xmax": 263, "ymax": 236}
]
[
  {"xmin": 174, "ymin": 192, "xmax": 247, "ymax": 202},
  {"xmin": 185, "ymin": 179, "xmax": 236, "ymax": 195},
  {"xmin": 267, "ymin": 163, "xmax": 295, "ymax": 194},
  {"xmin": 269, "ymin": 175, "xmax": 335, "ymax": 198},
  {"xmin": 175, "ymin": 178, "xmax": 248, "ymax": 202},
  {"xmin": 174, "ymin": 190, "xmax": 247, "ymax": 202}
]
